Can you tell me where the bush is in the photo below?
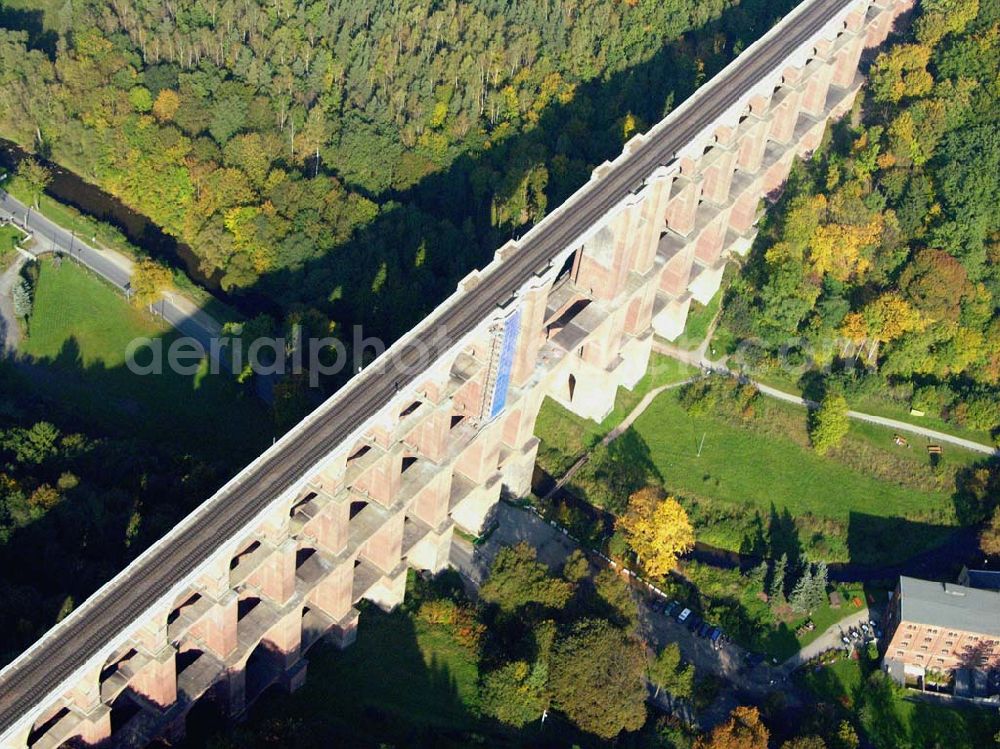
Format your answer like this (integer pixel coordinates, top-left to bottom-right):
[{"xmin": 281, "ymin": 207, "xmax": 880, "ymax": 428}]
[
  {"xmin": 809, "ymin": 392, "xmax": 849, "ymax": 455},
  {"xmin": 678, "ymin": 375, "xmax": 759, "ymax": 422}
]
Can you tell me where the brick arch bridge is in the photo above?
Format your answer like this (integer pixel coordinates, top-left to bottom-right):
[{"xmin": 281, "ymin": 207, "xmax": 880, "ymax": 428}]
[{"xmin": 0, "ymin": 0, "xmax": 911, "ymax": 745}]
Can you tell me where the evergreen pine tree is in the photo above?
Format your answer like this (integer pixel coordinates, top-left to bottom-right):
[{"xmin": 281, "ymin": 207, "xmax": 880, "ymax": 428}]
[
  {"xmin": 768, "ymin": 553, "xmax": 787, "ymax": 604},
  {"xmin": 12, "ymin": 276, "xmax": 32, "ymax": 320},
  {"xmin": 790, "ymin": 566, "xmax": 814, "ymax": 613},
  {"xmin": 810, "ymin": 561, "xmax": 829, "ymax": 610}
]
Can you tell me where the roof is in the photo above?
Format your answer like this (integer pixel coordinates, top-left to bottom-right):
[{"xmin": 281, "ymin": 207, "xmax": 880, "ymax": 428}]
[
  {"xmin": 898, "ymin": 576, "xmax": 1000, "ymax": 638},
  {"xmin": 959, "ymin": 568, "xmax": 1000, "ymax": 592}
]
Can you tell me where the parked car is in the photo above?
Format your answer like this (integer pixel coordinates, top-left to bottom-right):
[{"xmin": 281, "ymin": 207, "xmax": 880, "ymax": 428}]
[
  {"xmin": 698, "ymin": 622, "xmax": 712, "ymax": 638},
  {"xmin": 709, "ymin": 628, "xmax": 723, "ymax": 647},
  {"xmin": 665, "ymin": 601, "xmax": 680, "ymax": 617},
  {"xmin": 687, "ymin": 615, "xmax": 702, "ymax": 632},
  {"xmin": 677, "ymin": 607, "xmax": 691, "ymax": 623}
]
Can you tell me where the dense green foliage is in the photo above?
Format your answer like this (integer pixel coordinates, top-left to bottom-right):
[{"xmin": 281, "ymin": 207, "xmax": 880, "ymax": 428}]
[
  {"xmin": 795, "ymin": 655, "xmax": 1000, "ymax": 749},
  {"xmin": 720, "ymin": 0, "xmax": 1000, "ymax": 437},
  {"xmin": 0, "ymin": 0, "xmax": 795, "ymax": 345},
  {"xmin": 0, "ymin": 384, "xmax": 228, "ymax": 664}
]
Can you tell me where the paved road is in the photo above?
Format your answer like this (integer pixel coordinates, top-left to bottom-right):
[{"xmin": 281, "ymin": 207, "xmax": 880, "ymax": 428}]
[
  {"xmin": 652, "ymin": 340, "xmax": 1000, "ymax": 456},
  {"xmin": 0, "ymin": 0, "xmax": 861, "ymax": 735},
  {"xmin": 0, "ymin": 188, "xmax": 222, "ymax": 352}
]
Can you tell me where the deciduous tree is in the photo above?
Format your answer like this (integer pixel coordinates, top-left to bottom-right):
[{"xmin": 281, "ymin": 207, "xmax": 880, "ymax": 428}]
[
  {"xmin": 809, "ymin": 392, "xmax": 850, "ymax": 455},
  {"xmin": 617, "ymin": 486, "xmax": 695, "ymax": 576},
  {"xmin": 16, "ymin": 157, "xmax": 50, "ymax": 208},
  {"xmin": 480, "ymin": 542, "xmax": 572, "ymax": 613},
  {"xmin": 694, "ymin": 705, "xmax": 769, "ymax": 749},
  {"xmin": 130, "ymin": 259, "xmax": 173, "ymax": 307},
  {"xmin": 980, "ymin": 506, "xmax": 1000, "ymax": 558},
  {"xmin": 648, "ymin": 642, "xmax": 694, "ymax": 700},
  {"xmin": 549, "ymin": 619, "xmax": 647, "ymax": 738}
]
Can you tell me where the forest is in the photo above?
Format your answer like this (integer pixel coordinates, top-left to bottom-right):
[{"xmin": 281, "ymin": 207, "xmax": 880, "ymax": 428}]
[
  {"xmin": 0, "ymin": 0, "xmax": 795, "ymax": 343},
  {"xmin": 719, "ymin": 0, "xmax": 1000, "ymax": 437}
]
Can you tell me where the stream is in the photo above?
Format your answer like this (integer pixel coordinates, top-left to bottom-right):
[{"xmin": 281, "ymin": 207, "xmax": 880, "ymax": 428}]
[{"xmin": 0, "ymin": 138, "xmax": 271, "ymax": 318}]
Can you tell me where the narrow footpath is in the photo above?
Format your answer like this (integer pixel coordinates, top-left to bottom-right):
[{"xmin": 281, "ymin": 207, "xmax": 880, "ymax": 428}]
[
  {"xmin": 652, "ymin": 339, "xmax": 999, "ymax": 456},
  {"xmin": 0, "ymin": 253, "xmax": 26, "ymax": 352}
]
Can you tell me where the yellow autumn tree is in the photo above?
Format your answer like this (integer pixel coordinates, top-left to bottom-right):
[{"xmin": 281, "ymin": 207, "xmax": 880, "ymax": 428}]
[
  {"xmin": 616, "ymin": 487, "xmax": 694, "ymax": 577},
  {"xmin": 861, "ymin": 292, "xmax": 924, "ymax": 343},
  {"xmin": 152, "ymin": 89, "xmax": 181, "ymax": 122},
  {"xmin": 130, "ymin": 259, "xmax": 173, "ymax": 306},
  {"xmin": 807, "ymin": 216, "xmax": 883, "ymax": 282}
]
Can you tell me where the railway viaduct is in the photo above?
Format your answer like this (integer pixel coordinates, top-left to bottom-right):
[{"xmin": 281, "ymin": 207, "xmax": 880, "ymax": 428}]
[{"xmin": 0, "ymin": 0, "xmax": 912, "ymax": 744}]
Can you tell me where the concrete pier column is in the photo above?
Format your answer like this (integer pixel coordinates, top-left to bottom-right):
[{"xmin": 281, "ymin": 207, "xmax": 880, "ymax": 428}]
[
  {"xmin": 74, "ymin": 706, "xmax": 112, "ymax": 746},
  {"xmin": 800, "ymin": 63, "xmax": 834, "ymax": 117},
  {"xmin": 729, "ymin": 185, "xmax": 762, "ymax": 236},
  {"xmin": 736, "ymin": 117, "xmax": 769, "ymax": 173},
  {"xmin": 659, "ymin": 244, "xmax": 696, "ymax": 297},
  {"xmin": 354, "ymin": 454, "xmax": 401, "ymax": 507},
  {"xmin": 408, "ymin": 523, "xmax": 454, "ymax": 573},
  {"xmin": 196, "ymin": 591, "xmax": 238, "ymax": 660},
  {"xmin": 410, "ymin": 470, "xmax": 451, "ymax": 528},
  {"xmin": 699, "ymin": 147, "xmax": 737, "ymax": 205},
  {"xmin": 252, "ymin": 538, "xmax": 297, "ymax": 606},
  {"xmin": 453, "ymin": 425, "xmax": 502, "ymax": 486},
  {"xmin": 510, "ymin": 285, "xmax": 550, "ymax": 388},
  {"xmin": 404, "ymin": 407, "xmax": 450, "ymax": 463},
  {"xmin": 632, "ymin": 177, "xmax": 672, "ymax": 273},
  {"xmin": 768, "ymin": 87, "xmax": 804, "ymax": 144},
  {"xmin": 363, "ymin": 513, "xmax": 404, "ymax": 573},
  {"xmin": 313, "ymin": 498, "xmax": 349, "ymax": 556},
  {"xmin": 132, "ymin": 645, "xmax": 178, "ymax": 708},
  {"xmin": 266, "ymin": 608, "xmax": 303, "ymax": 671},
  {"xmin": 663, "ymin": 176, "xmax": 701, "ymax": 236},
  {"xmin": 500, "ymin": 437, "xmax": 540, "ymax": 499},
  {"xmin": 328, "ymin": 609, "xmax": 360, "ymax": 650},
  {"xmin": 310, "ymin": 562, "xmax": 353, "ymax": 623},
  {"xmin": 652, "ymin": 295, "xmax": 692, "ymax": 341},
  {"xmin": 367, "ymin": 566, "xmax": 407, "ymax": 612},
  {"xmin": 831, "ymin": 33, "xmax": 865, "ymax": 88},
  {"xmin": 617, "ymin": 329, "xmax": 653, "ymax": 391}
]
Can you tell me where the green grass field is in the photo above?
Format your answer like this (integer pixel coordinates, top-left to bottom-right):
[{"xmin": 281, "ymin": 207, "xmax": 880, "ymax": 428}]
[
  {"xmin": 17, "ymin": 257, "xmax": 268, "ymax": 464},
  {"xmin": 534, "ymin": 353, "xmax": 697, "ymax": 477},
  {"xmin": 551, "ymin": 381, "xmax": 976, "ymax": 565},
  {"xmin": 0, "ymin": 223, "xmax": 23, "ymax": 259}
]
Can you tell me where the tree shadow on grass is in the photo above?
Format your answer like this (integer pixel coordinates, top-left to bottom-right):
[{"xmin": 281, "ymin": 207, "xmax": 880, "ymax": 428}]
[
  {"xmin": 844, "ymin": 512, "xmax": 975, "ymax": 576},
  {"xmin": 0, "ymin": 325, "xmax": 270, "ymax": 666}
]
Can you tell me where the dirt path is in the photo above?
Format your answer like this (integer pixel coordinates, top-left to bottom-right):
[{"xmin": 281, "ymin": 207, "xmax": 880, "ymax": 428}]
[
  {"xmin": 0, "ymin": 253, "xmax": 26, "ymax": 353},
  {"xmin": 542, "ymin": 377, "xmax": 695, "ymax": 501},
  {"xmin": 651, "ymin": 340, "xmax": 998, "ymax": 456}
]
